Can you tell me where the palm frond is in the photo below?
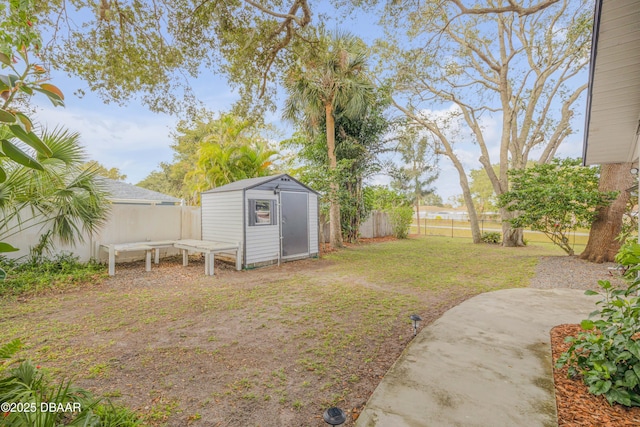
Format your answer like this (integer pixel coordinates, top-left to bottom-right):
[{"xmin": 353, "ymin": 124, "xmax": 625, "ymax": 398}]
[{"xmin": 37, "ymin": 126, "xmax": 86, "ymax": 166}]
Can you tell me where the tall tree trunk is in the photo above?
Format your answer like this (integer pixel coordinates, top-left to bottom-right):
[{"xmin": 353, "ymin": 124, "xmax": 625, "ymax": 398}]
[
  {"xmin": 445, "ymin": 156, "xmax": 481, "ymax": 243},
  {"xmin": 325, "ymin": 104, "xmax": 343, "ymax": 248},
  {"xmin": 580, "ymin": 162, "xmax": 635, "ymax": 263},
  {"xmin": 501, "ymin": 210, "xmax": 525, "ymax": 247}
]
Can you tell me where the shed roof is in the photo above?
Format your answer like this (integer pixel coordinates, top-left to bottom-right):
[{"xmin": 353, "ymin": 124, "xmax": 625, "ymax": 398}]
[
  {"xmin": 100, "ymin": 178, "xmax": 182, "ymax": 205},
  {"xmin": 202, "ymin": 174, "xmax": 317, "ymax": 194},
  {"xmin": 582, "ymin": 0, "xmax": 640, "ymax": 165}
]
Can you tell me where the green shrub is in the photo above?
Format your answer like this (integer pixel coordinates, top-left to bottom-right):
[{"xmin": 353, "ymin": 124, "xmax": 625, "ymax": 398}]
[
  {"xmin": 0, "ymin": 346, "xmax": 141, "ymax": 427},
  {"xmin": 614, "ymin": 240, "xmax": 640, "ymax": 281},
  {"xmin": 556, "ymin": 276, "xmax": 640, "ymax": 407},
  {"xmin": 0, "ymin": 253, "xmax": 106, "ymax": 298},
  {"xmin": 94, "ymin": 402, "xmax": 143, "ymax": 427},
  {"xmin": 388, "ymin": 206, "xmax": 414, "ymax": 239},
  {"xmin": 481, "ymin": 232, "xmax": 501, "ymax": 244}
]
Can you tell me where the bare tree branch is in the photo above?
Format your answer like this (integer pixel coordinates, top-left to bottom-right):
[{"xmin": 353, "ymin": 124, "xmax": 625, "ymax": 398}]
[
  {"xmin": 244, "ymin": 0, "xmax": 309, "ymax": 25},
  {"xmin": 448, "ymin": 0, "xmax": 560, "ymax": 16}
]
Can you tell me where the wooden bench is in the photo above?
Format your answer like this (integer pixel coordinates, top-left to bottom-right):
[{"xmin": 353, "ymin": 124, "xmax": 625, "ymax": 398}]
[
  {"xmin": 173, "ymin": 239, "xmax": 242, "ymax": 276},
  {"xmin": 99, "ymin": 240, "xmax": 241, "ymax": 276},
  {"xmin": 100, "ymin": 243, "xmax": 154, "ymax": 276}
]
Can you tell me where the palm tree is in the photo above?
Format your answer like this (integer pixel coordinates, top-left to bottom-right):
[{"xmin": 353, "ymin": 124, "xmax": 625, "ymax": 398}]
[
  {"xmin": 236, "ymin": 143, "xmax": 277, "ymax": 179},
  {"xmin": 283, "ymin": 29, "xmax": 375, "ymax": 248},
  {"xmin": 0, "ymin": 127, "xmax": 110, "ymax": 250},
  {"xmin": 183, "ymin": 114, "xmax": 278, "ymax": 203}
]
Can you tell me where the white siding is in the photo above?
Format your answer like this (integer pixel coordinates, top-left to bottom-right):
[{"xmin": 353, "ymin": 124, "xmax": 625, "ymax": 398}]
[
  {"xmin": 245, "ymin": 190, "xmax": 280, "ymax": 264},
  {"xmin": 201, "ymin": 191, "xmax": 244, "ymax": 246},
  {"xmin": 309, "ymin": 193, "xmax": 319, "ymax": 255}
]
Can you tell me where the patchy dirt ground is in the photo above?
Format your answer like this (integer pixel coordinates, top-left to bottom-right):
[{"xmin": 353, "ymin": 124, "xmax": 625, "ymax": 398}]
[
  {"xmin": 2, "ymin": 247, "xmax": 461, "ymax": 426},
  {"xmin": 1, "ymin": 237, "xmax": 543, "ymax": 426}
]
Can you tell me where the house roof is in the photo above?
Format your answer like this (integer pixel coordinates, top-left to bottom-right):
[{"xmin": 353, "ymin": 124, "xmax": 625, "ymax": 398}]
[
  {"xmin": 202, "ymin": 174, "xmax": 317, "ymax": 194},
  {"xmin": 582, "ymin": 0, "xmax": 640, "ymax": 165},
  {"xmin": 100, "ymin": 178, "xmax": 182, "ymax": 205}
]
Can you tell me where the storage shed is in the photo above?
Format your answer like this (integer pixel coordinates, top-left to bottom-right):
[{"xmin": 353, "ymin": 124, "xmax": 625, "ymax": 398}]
[{"xmin": 201, "ymin": 174, "xmax": 319, "ymax": 268}]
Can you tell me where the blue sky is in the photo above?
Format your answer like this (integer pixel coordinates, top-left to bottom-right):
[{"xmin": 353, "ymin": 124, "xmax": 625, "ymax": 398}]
[{"xmin": 29, "ymin": 3, "xmax": 586, "ymax": 203}]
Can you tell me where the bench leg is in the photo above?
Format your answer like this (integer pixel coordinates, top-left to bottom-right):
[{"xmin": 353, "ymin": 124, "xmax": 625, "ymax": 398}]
[
  {"xmin": 108, "ymin": 246, "xmax": 116, "ymax": 276},
  {"xmin": 182, "ymin": 249, "xmax": 188, "ymax": 266},
  {"xmin": 209, "ymin": 253, "xmax": 215, "ymax": 276},
  {"xmin": 204, "ymin": 253, "xmax": 214, "ymax": 276},
  {"xmin": 145, "ymin": 250, "xmax": 152, "ymax": 272},
  {"xmin": 154, "ymin": 248, "xmax": 160, "ymax": 264}
]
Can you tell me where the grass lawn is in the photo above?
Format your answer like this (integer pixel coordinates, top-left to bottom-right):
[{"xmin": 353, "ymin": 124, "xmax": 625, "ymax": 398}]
[{"xmin": 0, "ymin": 236, "xmax": 563, "ymax": 426}]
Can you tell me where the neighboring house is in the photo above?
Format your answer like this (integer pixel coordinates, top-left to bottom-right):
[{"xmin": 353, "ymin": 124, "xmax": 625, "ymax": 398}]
[
  {"xmin": 416, "ymin": 206, "xmax": 470, "ymax": 220},
  {"xmin": 100, "ymin": 178, "xmax": 182, "ymax": 206},
  {"xmin": 201, "ymin": 174, "xmax": 320, "ymax": 268}
]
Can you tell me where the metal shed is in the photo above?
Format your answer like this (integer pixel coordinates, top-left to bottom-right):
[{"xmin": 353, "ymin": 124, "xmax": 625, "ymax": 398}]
[{"xmin": 201, "ymin": 174, "xmax": 320, "ymax": 268}]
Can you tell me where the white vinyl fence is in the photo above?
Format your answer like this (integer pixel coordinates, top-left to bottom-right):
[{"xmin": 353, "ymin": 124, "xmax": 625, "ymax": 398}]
[
  {"xmin": 6, "ymin": 206, "xmax": 391, "ymax": 263},
  {"xmin": 2, "ymin": 204, "xmax": 201, "ymax": 263}
]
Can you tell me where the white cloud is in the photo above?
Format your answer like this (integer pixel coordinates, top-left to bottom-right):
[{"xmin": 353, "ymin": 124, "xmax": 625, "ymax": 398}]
[{"xmin": 34, "ymin": 106, "xmax": 179, "ymax": 184}]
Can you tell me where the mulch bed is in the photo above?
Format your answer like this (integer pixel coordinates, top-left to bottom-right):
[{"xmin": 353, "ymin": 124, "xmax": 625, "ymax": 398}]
[{"xmin": 551, "ymin": 324, "xmax": 640, "ymax": 426}]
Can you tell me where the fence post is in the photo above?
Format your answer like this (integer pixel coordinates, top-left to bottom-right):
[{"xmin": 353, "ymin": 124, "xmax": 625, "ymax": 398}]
[
  {"xmin": 451, "ymin": 219, "xmax": 454, "ymax": 238},
  {"xmin": 424, "ymin": 218, "xmax": 427, "ymax": 235}
]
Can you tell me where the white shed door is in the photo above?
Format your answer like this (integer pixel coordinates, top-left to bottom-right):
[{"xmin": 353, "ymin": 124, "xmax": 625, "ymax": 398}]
[{"xmin": 281, "ymin": 192, "xmax": 309, "ymax": 257}]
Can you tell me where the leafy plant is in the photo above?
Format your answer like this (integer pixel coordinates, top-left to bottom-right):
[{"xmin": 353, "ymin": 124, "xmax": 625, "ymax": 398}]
[
  {"xmin": 481, "ymin": 232, "xmax": 501, "ymax": 244},
  {"xmin": 0, "ymin": 338, "xmax": 21, "ymax": 374},
  {"xmin": 0, "ymin": 354, "xmax": 141, "ymax": 426},
  {"xmin": 0, "ymin": 253, "xmax": 106, "ymax": 298},
  {"xmin": 556, "ymin": 277, "xmax": 640, "ymax": 406},
  {"xmin": 0, "ymin": 127, "xmax": 111, "ymax": 250},
  {"xmin": 94, "ymin": 402, "xmax": 142, "ymax": 427},
  {"xmin": 364, "ymin": 186, "xmax": 414, "ymax": 239},
  {"xmin": 498, "ymin": 158, "xmax": 617, "ymax": 255},
  {"xmin": 0, "ymin": 50, "xmax": 63, "ymax": 178},
  {"xmin": 388, "ymin": 206, "xmax": 414, "ymax": 239},
  {"xmin": 0, "ymin": 3, "xmax": 94, "ymax": 265},
  {"xmin": 614, "ymin": 240, "xmax": 640, "ymax": 281}
]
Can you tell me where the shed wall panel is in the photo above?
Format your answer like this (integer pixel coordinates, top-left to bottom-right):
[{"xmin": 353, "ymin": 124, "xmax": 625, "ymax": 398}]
[
  {"xmin": 201, "ymin": 191, "xmax": 244, "ymax": 246},
  {"xmin": 245, "ymin": 190, "xmax": 280, "ymax": 264}
]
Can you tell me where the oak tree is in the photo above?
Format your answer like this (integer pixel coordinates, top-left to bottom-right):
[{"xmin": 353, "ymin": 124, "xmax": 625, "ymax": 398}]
[
  {"xmin": 379, "ymin": 0, "xmax": 591, "ymax": 245},
  {"xmin": 580, "ymin": 163, "xmax": 637, "ymax": 263}
]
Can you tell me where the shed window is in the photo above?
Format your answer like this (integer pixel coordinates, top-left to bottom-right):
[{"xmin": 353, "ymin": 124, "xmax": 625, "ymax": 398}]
[{"xmin": 249, "ymin": 199, "xmax": 277, "ymax": 226}]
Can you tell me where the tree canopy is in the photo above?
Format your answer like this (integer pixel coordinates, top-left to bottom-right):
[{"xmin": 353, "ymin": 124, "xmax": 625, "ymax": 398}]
[
  {"xmin": 15, "ymin": 0, "xmax": 314, "ymax": 114},
  {"xmin": 139, "ymin": 112, "xmax": 277, "ymax": 204}
]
